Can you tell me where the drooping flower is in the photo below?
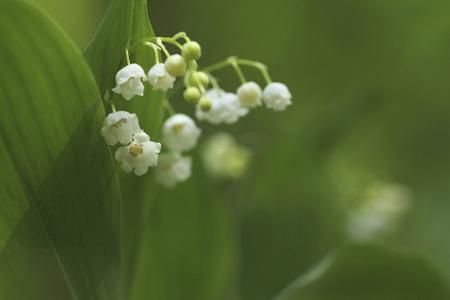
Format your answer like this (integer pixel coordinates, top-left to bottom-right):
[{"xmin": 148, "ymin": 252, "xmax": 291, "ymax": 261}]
[
  {"xmin": 147, "ymin": 63, "xmax": 176, "ymax": 91},
  {"xmin": 201, "ymin": 132, "xmax": 251, "ymax": 179},
  {"xmin": 162, "ymin": 114, "xmax": 201, "ymax": 152},
  {"xmin": 237, "ymin": 81, "xmax": 262, "ymax": 108},
  {"xmin": 101, "ymin": 111, "xmax": 141, "ymax": 146},
  {"xmin": 196, "ymin": 89, "xmax": 248, "ymax": 125},
  {"xmin": 155, "ymin": 153, "xmax": 192, "ymax": 188},
  {"xmin": 114, "ymin": 131, "xmax": 161, "ymax": 176},
  {"xmin": 262, "ymin": 82, "xmax": 292, "ymax": 111},
  {"xmin": 112, "ymin": 64, "xmax": 146, "ymax": 100}
]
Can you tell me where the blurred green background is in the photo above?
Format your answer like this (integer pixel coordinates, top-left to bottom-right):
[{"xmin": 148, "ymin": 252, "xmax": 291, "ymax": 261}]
[{"xmin": 33, "ymin": 0, "xmax": 450, "ymax": 299}]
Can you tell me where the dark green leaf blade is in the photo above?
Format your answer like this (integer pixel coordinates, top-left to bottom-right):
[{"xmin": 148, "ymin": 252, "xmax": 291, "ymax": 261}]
[{"xmin": 0, "ymin": 1, "xmax": 121, "ymax": 300}]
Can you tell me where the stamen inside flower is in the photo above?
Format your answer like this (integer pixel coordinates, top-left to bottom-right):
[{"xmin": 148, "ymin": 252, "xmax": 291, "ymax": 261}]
[
  {"xmin": 172, "ymin": 123, "xmax": 184, "ymax": 134},
  {"xmin": 129, "ymin": 144, "xmax": 144, "ymax": 157},
  {"xmin": 112, "ymin": 118, "xmax": 127, "ymax": 128}
]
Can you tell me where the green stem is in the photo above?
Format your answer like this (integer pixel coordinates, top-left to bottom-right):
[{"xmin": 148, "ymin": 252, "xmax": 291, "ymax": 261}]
[
  {"xmin": 260, "ymin": 68, "xmax": 273, "ymax": 84},
  {"xmin": 202, "ymin": 59, "xmax": 231, "ymax": 73},
  {"xmin": 203, "ymin": 56, "xmax": 273, "ymax": 84},
  {"xmin": 173, "ymin": 31, "xmax": 190, "ymax": 42},
  {"xmin": 159, "ymin": 38, "xmax": 183, "ymax": 50},
  {"xmin": 236, "ymin": 58, "xmax": 272, "ymax": 83},
  {"xmin": 144, "ymin": 42, "xmax": 161, "ymax": 64},
  {"xmin": 111, "ymin": 101, "xmax": 117, "ymax": 113},
  {"xmin": 230, "ymin": 61, "xmax": 246, "ymax": 84},
  {"xmin": 206, "ymin": 72, "xmax": 220, "ymax": 90},
  {"xmin": 157, "ymin": 38, "xmax": 171, "ymax": 58},
  {"xmin": 129, "ymin": 36, "xmax": 183, "ymax": 51},
  {"xmin": 164, "ymin": 99, "xmax": 176, "ymax": 116},
  {"xmin": 125, "ymin": 49, "xmax": 131, "ymax": 65}
]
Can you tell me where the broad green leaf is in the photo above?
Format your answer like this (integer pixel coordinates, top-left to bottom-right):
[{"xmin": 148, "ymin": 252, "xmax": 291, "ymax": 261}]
[
  {"xmin": 276, "ymin": 245, "xmax": 450, "ymax": 300},
  {"xmin": 129, "ymin": 160, "xmax": 238, "ymax": 300},
  {"xmin": 0, "ymin": 1, "xmax": 121, "ymax": 300}
]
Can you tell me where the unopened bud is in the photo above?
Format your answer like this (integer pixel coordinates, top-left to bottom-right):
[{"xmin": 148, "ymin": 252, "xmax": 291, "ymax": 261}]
[
  {"xmin": 182, "ymin": 41, "xmax": 202, "ymax": 61},
  {"xmin": 189, "ymin": 71, "xmax": 210, "ymax": 87},
  {"xmin": 199, "ymin": 96, "xmax": 212, "ymax": 112},
  {"xmin": 164, "ymin": 54, "xmax": 187, "ymax": 77},
  {"xmin": 183, "ymin": 87, "xmax": 201, "ymax": 104}
]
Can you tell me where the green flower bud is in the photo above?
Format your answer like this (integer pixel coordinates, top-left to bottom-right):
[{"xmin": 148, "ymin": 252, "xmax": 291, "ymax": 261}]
[
  {"xmin": 188, "ymin": 71, "xmax": 210, "ymax": 87},
  {"xmin": 199, "ymin": 96, "xmax": 212, "ymax": 112},
  {"xmin": 164, "ymin": 54, "xmax": 187, "ymax": 77},
  {"xmin": 182, "ymin": 41, "xmax": 202, "ymax": 61},
  {"xmin": 183, "ymin": 87, "xmax": 201, "ymax": 104}
]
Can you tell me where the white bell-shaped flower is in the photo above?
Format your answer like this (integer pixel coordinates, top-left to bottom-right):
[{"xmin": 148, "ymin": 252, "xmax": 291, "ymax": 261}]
[
  {"xmin": 262, "ymin": 82, "xmax": 292, "ymax": 111},
  {"xmin": 112, "ymin": 64, "xmax": 146, "ymax": 100},
  {"xmin": 196, "ymin": 89, "xmax": 248, "ymax": 125},
  {"xmin": 156, "ymin": 153, "xmax": 192, "ymax": 188},
  {"xmin": 164, "ymin": 54, "xmax": 187, "ymax": 77},
  {"xmin": 147, "ymin": 63, "xmax": 176, "ymax": 91},
  {"xmin": 162, "ymin": 114, "xmax": 201, "ymax": 152},
  {"xmin": 114, "ymin": 131, "xmax": 161, "ymax": 176},
  {"xmin": 101, "ymin": 111, "xmax": 141, "ymax": 146},
  {"xmin": 237, "ymin": 81, "xmax": 262, "ymax": 108},
  {"xmin": 201, "ymin": 132, "xmax": 251, "ymax": 179}
]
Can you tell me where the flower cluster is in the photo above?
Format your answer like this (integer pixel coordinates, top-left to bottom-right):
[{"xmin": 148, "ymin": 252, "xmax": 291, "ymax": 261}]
[
  {"xmin": 101, "ymin": 111, "xmax": 161, "ymax": 176},
  {"xmin": 101, "ymin": 32, "xmax": 292, "ymax": 187}
]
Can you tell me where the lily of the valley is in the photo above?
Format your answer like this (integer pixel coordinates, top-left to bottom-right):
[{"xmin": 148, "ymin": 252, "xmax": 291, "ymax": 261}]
[
  {"xmin": 196, "ymin": 89, "xmax": 248, "ymax": 125},
  {"xmin": 112, "ymin": 64, "xmax": 146, "ymax": 100},
  {"xmin": 147, "ymin": 63, "xmax": 176, "ymax": 91},
  {"xmin": 115, "ymin": 131, "xmax": 161, "ymax": 176},
  {"xmin": 162, "ymin": 114, "xmax": 201, "ymax": 152},
  {"xmin": 101, "ymin": 111, "xmax": 141, "ymax": 146},
  {"xmin": 156, "ymin": 153, "xmax": 192, "ymax": 187},
  {"xmin": 262, "ymin": 82, "xmax": 292, "ymax": 111}
]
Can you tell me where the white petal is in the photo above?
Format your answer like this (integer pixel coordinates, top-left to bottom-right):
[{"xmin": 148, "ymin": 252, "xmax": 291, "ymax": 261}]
[
  {"xmin": 101, "ymin": 127, "xmax": 117, "ymax": 146},
  {"xmin": 262, "ymin": 82, "xmax": 292, "ymax": 111},
  {"xmin": 101, "ymin": 111, "xmax": 141, "ymax": 146},
  {"xmin": 116, "ymin": 64, "xmax": 145, "ymax": 85},
  {"xmin": 112, "ymin": 85, "xmax": 121, "ymax": 94},
  {"xmin": 147, "ymin": 63, "xmax": 176, "ymax": 91},
  {"xmin": 156, "ymin": 153, "xmax": 192, "ymax": 187},
  {"xmin": 134, "ymin": 165, "xmax": 148, "ymax": 176},
  {"xmin": 162, "ymin": 114, "xmax": 201, "ymax": 152},
  {"xmin": 120, "ymin": 161, "xmax": 134, "ymax": 173}
]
